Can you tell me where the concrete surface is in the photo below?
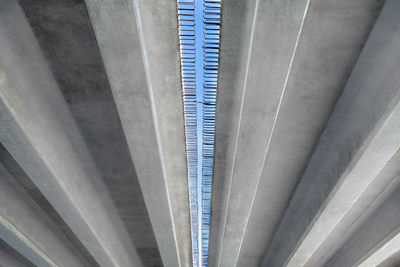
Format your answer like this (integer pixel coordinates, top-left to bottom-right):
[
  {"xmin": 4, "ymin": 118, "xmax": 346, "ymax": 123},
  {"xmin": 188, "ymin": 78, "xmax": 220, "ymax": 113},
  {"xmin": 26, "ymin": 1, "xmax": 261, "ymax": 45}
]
[
  {"xmin": 0, "ymin": 0, "xmax": 399, "ymax": 266},
  {"xmin": 0, "ymin": 162, "xmax": 87, "ymax": 267},
  {"xmin": 84, "ymin": 0, "xmax": 190, "ymax": 266},
  {"xmin": 263, "ymin": 0, "xmax": 400, "ymax": 265},
  {"xmin": 236, "ymin": 0, "xmax": 384, "ymax": 266},
  {"xmin": 211, "ymin": 1, "xmax": 310, "ymax": 266},
  {"xmin": 0, "ymin": 1, "xmax": 142, "ymax": 266},
  {"xmin": 208, "ymin": 1, "xmax": 257, "ymax": 266},
  {"xmin": 19, "ymin": 1, "xmax": 162, "ymax": 265},
  {"xmin": 379, "ymin": 250, "xmax": 400, "ymax": 267},
  {"xmin": 0, "ymin": 143, "xmax": 99, "ymax": 267},
  {"xmin": 0, "ymin": 240, "xmax": 35, "ymax": 267},
  {"xmin": 306, "ymin": 148, "xmax": 400, "ymax": 267},
  {"xmin": 326, "ymin": 176, "xmax": 400, "ymax": 267}
]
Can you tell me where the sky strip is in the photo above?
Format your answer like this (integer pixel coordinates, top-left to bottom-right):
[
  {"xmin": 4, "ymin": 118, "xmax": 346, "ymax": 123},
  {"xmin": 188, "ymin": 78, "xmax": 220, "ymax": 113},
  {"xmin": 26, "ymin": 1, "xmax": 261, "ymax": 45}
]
[{"xmin": 177, "ymin": 0, "xmax": 221, "ymax": 266}]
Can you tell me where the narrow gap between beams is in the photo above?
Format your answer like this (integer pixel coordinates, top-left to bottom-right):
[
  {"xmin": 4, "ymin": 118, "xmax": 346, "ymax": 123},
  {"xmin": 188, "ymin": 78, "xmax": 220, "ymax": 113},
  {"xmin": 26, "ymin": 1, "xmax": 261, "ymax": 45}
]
[{"xmin": 177, "ymin": 0, "xmax": 221, "ymax": 266}]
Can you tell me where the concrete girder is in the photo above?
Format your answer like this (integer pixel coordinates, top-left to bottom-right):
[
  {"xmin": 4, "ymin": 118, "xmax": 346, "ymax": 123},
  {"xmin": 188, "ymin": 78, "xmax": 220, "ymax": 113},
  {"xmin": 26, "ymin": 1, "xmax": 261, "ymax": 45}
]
[
  {"xmin": 359, "ymin": 229, "xmax": 400, "ymax": 267},
  {"xmin": 84, "ymin": 0, "xmax": 190, "ymax": 266},
  {"xmin": 209, "ymin": 0, "xmax": 256, "ymax": 266},
  {"xmin": 263, "ymin": 0, "xmax": 400, "ymax": 266},
  {"xmin": 210, "ymin": 0, "xmax": 310, "ymax": 266},
  {"xmin": 0, "ymin": 250, "xmax": 29, "ymax": 267},
  {"xmin": 18, "ymin": 1, "xmax": 164, "ymax": 265},
  {"xmin": 326, "ymin": 176, "xmax": 400, "ymax": 267},
  {"xmin": 236, "ymin": 0, "xmax": 384, "ymax": 266},
  {"xmin": 0, "ymin": 163, "xmax": 87, "ymax": 267},
  {"xmin": 378, "ymin": 250, "xmax": 400, "ymax": 267},
  {"xmin": 208, "ymin": 1, "xmax": 258, "ymax": 266},
  {"xmin": 304, "ymin": 148, "xmax": 400, "ymax": 267},
  {"xmin": 0, "ymin": 240, "xmax": 34, "ymax": 267},
  {"xmin": 0, "ymin": 2, "xmax": 142, "ymax": 266}
]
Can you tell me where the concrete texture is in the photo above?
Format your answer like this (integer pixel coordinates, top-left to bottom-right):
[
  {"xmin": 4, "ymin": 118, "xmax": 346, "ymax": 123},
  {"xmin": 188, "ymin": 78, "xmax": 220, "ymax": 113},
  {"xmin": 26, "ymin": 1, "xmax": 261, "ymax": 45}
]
[
  {"xmin": 133, "ymin": 1, "xmax": 191, "ymax": 265},
  {"xmin": 212, "ymin": 1, "xmax": 384, "ymax": 266},
  {"xmin": 84, "ymin": 0, "xmax": 190, "ymax": 266},
  {"xmin": 19, "ymin": 1, "xmax": 162, "ymax": 265},
  {"xmin": 0, "ymin": 240, "xmax": 34, "ymax": 267},
  {"xmin": 0, "ymin": 144, "xmax": 99, "ymax": 267},
  {"xmin": 0, "ymin": 162, "xmax": 88, "ymax": 267},
  {"xmin": 210, "ymin": 1, "xmax": 310, "ymax": 266},
  {"xmin": 0, "ymin": 1, "xmax": 142, "ymax": 266},
  {"xmin": 0, "ymin": 0, "xmax": 399, "ymax": 266},
  {"xmin": 379, "ymin": 251, "xmax": 400, "ymax": 267},
  {"xmin": 263, "ymin": 0, "xmax": 400, "ymax": 265},
  {"xmin": 208, "ymin": 1, "xmax": 257, "ymax": 266},
  {"xmin": 305, "ymin": 148, "xmax": 400, "ymax": 267},
  {"xmin": 326, "ymin": 176, "xmax": 400, "ymax": 267},
  {"xmin": 236, "ymin": 1, "xmax": 384, "ymax": 266}
]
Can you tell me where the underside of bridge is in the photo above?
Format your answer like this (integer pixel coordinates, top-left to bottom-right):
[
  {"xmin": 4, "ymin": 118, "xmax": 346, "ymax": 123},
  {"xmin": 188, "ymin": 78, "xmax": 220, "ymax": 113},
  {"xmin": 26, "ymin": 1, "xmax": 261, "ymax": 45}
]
[{"xmin": 1, "ymin": 0, "xmax": 400, "ymax": 266}]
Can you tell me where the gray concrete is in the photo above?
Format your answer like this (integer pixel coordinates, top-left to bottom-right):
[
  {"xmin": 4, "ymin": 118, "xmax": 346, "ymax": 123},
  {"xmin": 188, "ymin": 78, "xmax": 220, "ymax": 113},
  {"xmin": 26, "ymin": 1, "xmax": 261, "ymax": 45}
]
[
  {"xmin": 379, "ymin": 251, "xmax": 400, "ymax": 267},
  {"xmin": 210, "ymin": 1, "xmax": 310, "ymax": 266},
  {"xmin": 237, "ymin": 0, "xmax": 384, "ymax": 266},
  {"xmin": 359, "ymin": 233, "xmax": 400, "ymax": 267},
  {"xmin": 0, "ymin": 144, "xmax": 99, "ymax": 267},
  {"xmin": 0, "ymin": 250, "xmax": 29, "ymax": 267},
  {"xmin": 305, "ymin": 148, "xmax": 400, "ymax": 267},
  {"xmin": 263, "ymin": 0, "xmax": 400, "ymax": 265},
  {"xmin": 208, "ymin": 1, "xmax": 257, "ymax": 266},
  {"xmin": 0, "ymin": 222, "xmax": 52, "ymax": 267},
  {"xmin": 0, "ymin": 240, "xmax": 34, "ymax": 267},
  {"xmin": 211, "ymin": 0, "xmax": 381, "ymax": 266},
  {"xmin": 0, "ymin": 162, "xmax": 88, "ymax": 267},
  {"xmin": 19, "ymin": 1, "xmax": 163, "ymax": 265},
  {"xmin": 326, "ymin": 175, "xmax": 400, "ymax": 267},
  {"xmin": 134, "ymin": 1, "xmax": 191, "ymax": 265},
  {"xmin": 85, "ymin": 0, "xmax": 190, "ymax": 266},
  {"xmin": 0, "ymin": 1, "xmax": 142, "ymax": 266},
  {"xmin": 0, "ymin": 1, "xmax": 399, "ymax": 266}
]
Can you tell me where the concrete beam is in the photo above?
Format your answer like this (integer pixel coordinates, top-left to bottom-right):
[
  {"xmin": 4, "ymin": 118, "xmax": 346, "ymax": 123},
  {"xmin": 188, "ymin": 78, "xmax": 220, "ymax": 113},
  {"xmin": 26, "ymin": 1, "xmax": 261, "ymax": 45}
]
[
  {"xmin": 360, "ymin": 232, "xmax": 400, "ymax": 267},
  {"xmin": 236, "ymin": 0, "xmax": 384, "ymax": 265},
  {"xmin": 84, "ymin": 0, "xmax": 190, "ymax": 266},
  {"xmin": 378, "ymin": 251, "xmax": 400, "ymax": 267},
  {"xmin": 326, "ymin": 179, "xmax": 400, "ymax": 267},
  {"xmin": 17, "ymin": 1, "xmax": 164, "ymax": 265},
  {"xmin": 0, "ymin": 2, "xmax": 142, "ymax": 267},
  {"xmin": 0, "ymin": 163, "xmax": 87, "ymax": 267},
  {"xmin": 0, "ymin": 250, "xmax": 29, "ymax": 267},
  {"xmin": 208, "ymin": 1, "xmax": 257, "ymax": 266},
  {"xmin": 263, "ymin": 0, "xmax": 400, "ymax": 266},
  {"xmin": 0, "ymin": 240, "xmax": 34, "ymax": 267},
  {"xmin": 210, "ymin": 0, "xmax": 310, "ymax": 266},
  {"xmin": 305, "ymin": 148, "xmax": 400, "ymax": 267},
  {"xmin": 0, "ymin": 144, "xmax": 99, "ymax": 267},
  {"xmin": 377, "ymin": 251, "xmax": 400, "ymax": 267}
]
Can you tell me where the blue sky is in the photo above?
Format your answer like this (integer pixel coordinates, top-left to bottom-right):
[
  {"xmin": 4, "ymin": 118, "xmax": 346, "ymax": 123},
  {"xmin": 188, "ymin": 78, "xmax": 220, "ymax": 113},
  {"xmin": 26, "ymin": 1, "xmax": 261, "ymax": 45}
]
[{"xmin": 177, "ymin": 0, "xmax": 220, "ymax": 265}]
